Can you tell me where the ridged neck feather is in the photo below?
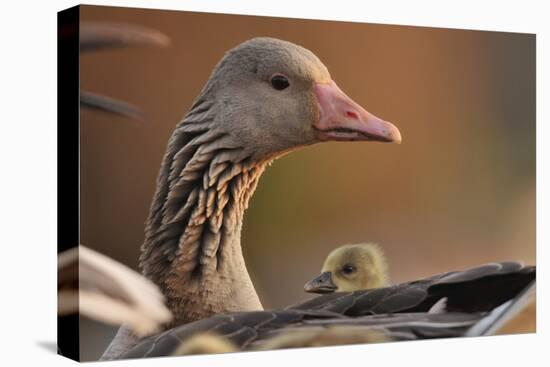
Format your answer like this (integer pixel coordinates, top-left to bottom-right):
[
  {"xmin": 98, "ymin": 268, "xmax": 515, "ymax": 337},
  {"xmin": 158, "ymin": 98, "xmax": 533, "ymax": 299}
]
[{"xmin": 140, "ymin": 93, "xmax": 271, "ymax": 323}]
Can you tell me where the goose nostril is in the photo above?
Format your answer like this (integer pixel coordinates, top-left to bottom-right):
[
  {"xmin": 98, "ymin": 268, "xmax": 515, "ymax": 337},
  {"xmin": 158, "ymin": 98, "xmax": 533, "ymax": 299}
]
[{"xmin": 346, "ymin": 110, "xmax": 359, "ymax": 120}]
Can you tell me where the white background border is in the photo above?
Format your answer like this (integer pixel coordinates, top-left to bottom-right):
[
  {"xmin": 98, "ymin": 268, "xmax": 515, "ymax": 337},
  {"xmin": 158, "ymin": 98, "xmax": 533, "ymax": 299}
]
[{"xmin": 0, "ymin": 1, "xmax": 546, "ymax": 366}]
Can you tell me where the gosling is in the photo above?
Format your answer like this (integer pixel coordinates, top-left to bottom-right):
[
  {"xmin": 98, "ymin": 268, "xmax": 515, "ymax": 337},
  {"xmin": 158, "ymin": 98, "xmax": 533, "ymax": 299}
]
[
  {"xmin": 255, "ymin": 327, "xmax": 390, "ymax": 350},
  {"xmin": 172, "ymin": 333, "xmax": 238, "ymax": 356},
  {"xmin": 304, "ymin": 243, "xmax": 389, "ymax": 294},
  {"xmin": 172, "ymin": 327, "xmax": 390, "ymax": 355}
]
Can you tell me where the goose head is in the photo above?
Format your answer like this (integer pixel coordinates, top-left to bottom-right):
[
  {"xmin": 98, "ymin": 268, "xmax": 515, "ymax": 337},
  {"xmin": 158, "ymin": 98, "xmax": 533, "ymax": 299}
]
[
  {"xmin": 304, "ymin": 243, "xmax": 389, "ymax": 293},
  {"xmin": 197, "ymin": 37, "xmax": 401, "ymax": 161}
]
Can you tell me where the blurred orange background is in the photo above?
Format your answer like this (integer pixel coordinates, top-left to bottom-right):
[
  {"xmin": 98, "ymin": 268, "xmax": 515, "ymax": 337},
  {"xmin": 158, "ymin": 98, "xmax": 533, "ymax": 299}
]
[{"xmin": 78, "ymin": 5, "xmax": 535, "ymax": 360}]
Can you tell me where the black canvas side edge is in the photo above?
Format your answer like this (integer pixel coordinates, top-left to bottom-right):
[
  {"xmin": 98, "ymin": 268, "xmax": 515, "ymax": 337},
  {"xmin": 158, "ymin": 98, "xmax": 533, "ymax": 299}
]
[{"xmin": 57, "ymin": 4, "xmax": 80, "ymax": 362}]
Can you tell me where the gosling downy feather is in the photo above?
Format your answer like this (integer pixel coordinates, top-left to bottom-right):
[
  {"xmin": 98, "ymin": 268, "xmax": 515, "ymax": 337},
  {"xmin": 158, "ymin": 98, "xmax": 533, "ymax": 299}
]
[
  {"xmin": 172, "ymin": 327, "xmax": 389, "ymax": 356},
  {"xmin": 304, "ymin": 243, "xmax": 389, "ymax": 294},
  {"xmin": 254, "ymin": 326, "xmax": 390, "ymax": 351},
  {"xmin": 172, "ymin": 333, "xmax": 238, "ymax": 356}
]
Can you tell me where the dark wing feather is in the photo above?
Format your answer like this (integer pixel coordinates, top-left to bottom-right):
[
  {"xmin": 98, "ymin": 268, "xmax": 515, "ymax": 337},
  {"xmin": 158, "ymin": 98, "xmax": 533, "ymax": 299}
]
[
  {"xmin": 122, "ymin": 311, "xmax": 483, "ymax": 358},
  {"xmin": 295, "ymin": 312, "xmax": 482, "ymax": 340},
  {"xmin": 290, "ymin": 262, "xmax": 535, "ymax": 315},
  {"xmin": 430, "ymin": 262, "xmax": 535, "ymax": 312},
  {"xmin": 465, "ymin": 280, "xmax": 536, "ymax": 336},
  {"xmin": 121, "ymin": 262, "xmax": 535, "ymax": 358}
]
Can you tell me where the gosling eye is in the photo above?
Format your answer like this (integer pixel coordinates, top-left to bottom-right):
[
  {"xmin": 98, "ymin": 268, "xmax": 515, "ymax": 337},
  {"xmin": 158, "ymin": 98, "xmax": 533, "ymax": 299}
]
[
  {"xmin": 270, "ymin": 73, "xmax": 290, "ymax": 90},
  {"xmin": 342, "ymin": 264, "xmax": 356, "ymax": 275}
]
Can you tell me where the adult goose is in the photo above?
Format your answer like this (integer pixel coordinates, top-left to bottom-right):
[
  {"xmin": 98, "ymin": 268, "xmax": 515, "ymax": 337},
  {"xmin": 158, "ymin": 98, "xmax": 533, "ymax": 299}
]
[
  {"xmin": 304, "ymin": 243, "xmax": 390, "ymax": 294},
  {"xmin": 100, "ymin": 37, "xmax": 534, "ymax": 359}
]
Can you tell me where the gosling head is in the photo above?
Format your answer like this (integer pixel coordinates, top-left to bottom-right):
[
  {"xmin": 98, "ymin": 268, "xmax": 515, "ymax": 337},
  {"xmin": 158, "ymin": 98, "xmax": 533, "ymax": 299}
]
[{"xmin": 304, "ymin": 243, "xmax": 389, "ymax": 294}]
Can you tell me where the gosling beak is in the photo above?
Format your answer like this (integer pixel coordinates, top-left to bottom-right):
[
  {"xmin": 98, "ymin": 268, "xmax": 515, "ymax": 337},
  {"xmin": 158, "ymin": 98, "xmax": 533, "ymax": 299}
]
[
  {"xmin": 313, "ymin": 81, "xmax": 402, "ymax": 143},
  {"xmin": 304, "ymin": 271, "xmax": 338, "ymax": 294}
]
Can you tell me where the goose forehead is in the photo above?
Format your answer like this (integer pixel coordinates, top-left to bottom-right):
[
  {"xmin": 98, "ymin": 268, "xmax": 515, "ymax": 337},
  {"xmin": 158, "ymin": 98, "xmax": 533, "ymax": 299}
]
[{"xmin": 231, "ymin": 37, "xmax": 331, "ymax": 82}]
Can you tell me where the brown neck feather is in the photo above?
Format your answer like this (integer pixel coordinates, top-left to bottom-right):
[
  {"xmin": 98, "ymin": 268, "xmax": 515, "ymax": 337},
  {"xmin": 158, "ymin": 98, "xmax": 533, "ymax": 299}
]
[{"xmin": 140, "ymin": 98, "xmax": 270, "ymax": 325}]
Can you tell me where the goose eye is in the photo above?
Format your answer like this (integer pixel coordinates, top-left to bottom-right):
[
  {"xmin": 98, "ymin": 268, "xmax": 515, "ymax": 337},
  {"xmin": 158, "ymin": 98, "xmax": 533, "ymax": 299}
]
[
  {"xmin": 342, "ymin": 264, "xmax": 356, "ymax": 275},
  {"xmin": 270, "ymin": 74, "xmax": 290, "ymax": 90}
]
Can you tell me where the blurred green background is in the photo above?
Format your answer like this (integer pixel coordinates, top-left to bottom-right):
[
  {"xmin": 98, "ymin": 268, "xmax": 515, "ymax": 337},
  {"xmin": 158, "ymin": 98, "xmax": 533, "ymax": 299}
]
[{"xmin": 79, "ymin": 5, "xmax": 535, "ymax": 360}]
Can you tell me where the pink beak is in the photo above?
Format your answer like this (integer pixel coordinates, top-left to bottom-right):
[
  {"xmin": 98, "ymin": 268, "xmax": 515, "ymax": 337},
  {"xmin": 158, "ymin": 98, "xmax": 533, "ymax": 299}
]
[{"xmin": 313, "ymin": 81, "xmax": 402, "ymax": 144}]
